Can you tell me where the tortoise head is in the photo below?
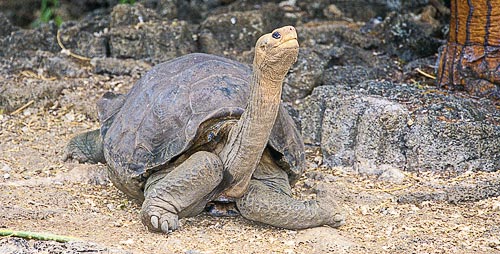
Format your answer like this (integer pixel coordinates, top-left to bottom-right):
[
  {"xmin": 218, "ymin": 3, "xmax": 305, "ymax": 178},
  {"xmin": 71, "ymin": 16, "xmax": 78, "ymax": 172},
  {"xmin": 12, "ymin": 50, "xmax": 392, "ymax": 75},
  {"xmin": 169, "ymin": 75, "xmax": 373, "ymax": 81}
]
[{"xmin": 254, "ymin": 26, "xmax": 299, "ymax": 79}]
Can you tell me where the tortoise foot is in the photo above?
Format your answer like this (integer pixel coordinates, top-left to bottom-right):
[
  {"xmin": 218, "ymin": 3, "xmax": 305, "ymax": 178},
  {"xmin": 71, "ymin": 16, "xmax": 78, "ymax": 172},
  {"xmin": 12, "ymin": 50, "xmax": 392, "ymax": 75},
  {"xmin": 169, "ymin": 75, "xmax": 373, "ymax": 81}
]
[
  {"xmin": 316, "ymin": 184, "xmax": 346, "ymax": 228},
  {"xmin": 140, "ymin": 200, "xmax": 179, "ymax": 233},
  {"xmin": 140, "ymin": 151, "xmax": 224, "ymax": 233}
]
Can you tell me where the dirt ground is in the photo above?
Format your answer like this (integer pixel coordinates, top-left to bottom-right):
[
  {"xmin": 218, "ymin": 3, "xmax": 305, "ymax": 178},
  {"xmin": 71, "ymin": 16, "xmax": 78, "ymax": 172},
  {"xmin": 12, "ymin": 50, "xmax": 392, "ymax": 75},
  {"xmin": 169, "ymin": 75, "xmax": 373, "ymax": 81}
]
[{"xmin": 1, "ymin": 75, "xmax": 500, "ymax": 254}]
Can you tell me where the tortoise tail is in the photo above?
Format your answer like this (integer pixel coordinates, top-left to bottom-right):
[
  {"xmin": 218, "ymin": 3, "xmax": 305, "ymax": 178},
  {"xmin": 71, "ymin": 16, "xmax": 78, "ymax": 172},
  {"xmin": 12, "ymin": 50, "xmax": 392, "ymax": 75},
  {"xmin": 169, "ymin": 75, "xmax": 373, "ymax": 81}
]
[{"xmin": 63, "ymin": 129, "xmax": 106, "ymax": 164}]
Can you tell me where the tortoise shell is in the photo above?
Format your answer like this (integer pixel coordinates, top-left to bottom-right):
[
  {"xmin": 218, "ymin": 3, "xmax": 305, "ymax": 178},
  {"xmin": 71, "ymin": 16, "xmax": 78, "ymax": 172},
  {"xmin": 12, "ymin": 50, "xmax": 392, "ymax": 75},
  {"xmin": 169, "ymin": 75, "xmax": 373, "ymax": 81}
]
[{"xmin": 97, "ymin": 53, "xmax": 305, "ymax": 198}]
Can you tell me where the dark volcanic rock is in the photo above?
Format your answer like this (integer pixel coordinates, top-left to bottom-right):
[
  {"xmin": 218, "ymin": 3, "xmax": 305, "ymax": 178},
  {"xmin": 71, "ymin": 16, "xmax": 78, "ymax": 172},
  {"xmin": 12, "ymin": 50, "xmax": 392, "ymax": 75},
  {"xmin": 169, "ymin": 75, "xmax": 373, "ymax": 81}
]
[
  {"xmin": 321, "ymin": 65, "xmax": 377, "ymax": 87},
  {"xmin": 301, "ymin": 76, "xmax": 500, "ymax": 174},
  {"xmin": 108, "ymin": 4, "xmax": 197, "ymax": 64},
  {"xmin": 110, "ymin": 3, "xmax": 160, "ymax": 27},
  {"xmin": 282, "ymin": 47, "xmax": 328, "ymax": 103},
  {"xmin": 58, "ymin": 9, "xmax": 110, "ymax": 59},
  {"xmin": 198, "ymin": 7, "xmax": 282, "ymax": 58},
  {"xmin": 372, "ymin": 12, "xmax": 443, "ymax": 61},
  {"xmin": 91, "ymin": 57, "xmax": 152, "ymax": 76},
  {"xmin": 329, "ymin": 0, "xmax": 430, "ymax": 21},
  {"xmin": 0, "ymin": 22, "xmax": 59, "ymax": 58},
  {"xmin": 0, "ymin": 12, "xmax": 18, "ymax": 38},
  {"xmin": 299, "ymin": 22, "xmax": 380, "ymax": 50}
]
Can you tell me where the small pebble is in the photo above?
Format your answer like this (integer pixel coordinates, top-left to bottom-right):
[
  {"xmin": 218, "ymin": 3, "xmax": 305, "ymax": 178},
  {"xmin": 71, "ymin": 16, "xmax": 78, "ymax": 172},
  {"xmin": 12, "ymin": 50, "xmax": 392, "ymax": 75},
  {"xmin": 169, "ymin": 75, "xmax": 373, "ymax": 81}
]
[
  {"xmin": 324, "ymin": 175, "xmax": 337, "ymax": 182},
  {"xmin": 302, "ymin": 179, "xmax": 315, "ymax": 189},
  {"xmin": 3, "ymin": 173, "xmax": 10, "ymax": 179},
  {"xmin": 378, "ymin": 167, "xmax": 405, "ymax": 184},
  {"xmin": 492, "ymin": 202, "xmax": 500, "ymax": 212},
  {"xmin": 119, "ymin": 238, "xmax": 134, "ymax": 245},
  {"xmin": 360, "ymin": 205, "xmax": 369, "ymax": 215},
  {"xmin": 1, "ymin": 163, "xmax": 12, "ymax": 172}
]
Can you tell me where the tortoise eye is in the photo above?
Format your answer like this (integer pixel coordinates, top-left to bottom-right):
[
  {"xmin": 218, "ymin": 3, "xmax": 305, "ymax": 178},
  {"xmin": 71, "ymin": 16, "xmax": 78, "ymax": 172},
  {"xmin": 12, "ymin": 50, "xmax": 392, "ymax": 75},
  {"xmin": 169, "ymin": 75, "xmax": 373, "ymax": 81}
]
[{"xmin": 271, "ymin": 32, "xmax": 281, "ymax": 39}]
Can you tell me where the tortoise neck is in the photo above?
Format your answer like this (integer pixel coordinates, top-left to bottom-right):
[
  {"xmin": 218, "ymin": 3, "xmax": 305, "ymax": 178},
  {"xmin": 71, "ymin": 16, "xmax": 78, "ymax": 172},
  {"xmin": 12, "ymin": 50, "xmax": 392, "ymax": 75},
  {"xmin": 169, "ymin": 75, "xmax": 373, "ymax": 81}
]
[{"xmin": 219, "ymin": 68, "xmax": 283, "ymax": 198}]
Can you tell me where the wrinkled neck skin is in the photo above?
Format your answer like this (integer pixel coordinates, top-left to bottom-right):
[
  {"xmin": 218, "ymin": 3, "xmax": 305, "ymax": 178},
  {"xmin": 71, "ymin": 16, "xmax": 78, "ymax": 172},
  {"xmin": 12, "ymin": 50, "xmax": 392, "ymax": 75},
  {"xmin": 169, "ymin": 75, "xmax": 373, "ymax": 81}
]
[{"xmin": 219, "ymin": 68, "xmax": 283, "ymax": 198}]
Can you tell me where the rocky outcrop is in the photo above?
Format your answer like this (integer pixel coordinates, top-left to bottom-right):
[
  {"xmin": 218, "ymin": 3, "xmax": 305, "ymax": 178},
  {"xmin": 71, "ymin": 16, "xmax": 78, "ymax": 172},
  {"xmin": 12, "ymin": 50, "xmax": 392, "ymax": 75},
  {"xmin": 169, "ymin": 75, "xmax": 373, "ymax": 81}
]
[
  {"xmin": 108, "ymin": 4, "xmax": 197, "ymax": 64},
  {"xmin": 282, "ymin": 47, "xmax": 328, "ymax": 103},
  {"xmin": 301, "ymin": 76, "xmax": 500, "ymax": 174}
]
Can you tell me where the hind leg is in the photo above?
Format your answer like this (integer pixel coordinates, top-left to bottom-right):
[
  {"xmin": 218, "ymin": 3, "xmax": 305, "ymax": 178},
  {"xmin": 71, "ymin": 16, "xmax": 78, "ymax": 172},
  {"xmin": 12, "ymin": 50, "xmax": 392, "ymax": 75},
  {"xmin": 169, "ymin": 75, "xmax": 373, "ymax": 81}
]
[
  {"xmin": 63, "ymin": 129, "xmax": 105, "ymax": 164},
  {"xmin": 141, "ymin": 151, "xmax": 223, "ymax": 233},
  {"xmin": 236, "ymin": 151, "xmax": 345, "ymax": 229}
]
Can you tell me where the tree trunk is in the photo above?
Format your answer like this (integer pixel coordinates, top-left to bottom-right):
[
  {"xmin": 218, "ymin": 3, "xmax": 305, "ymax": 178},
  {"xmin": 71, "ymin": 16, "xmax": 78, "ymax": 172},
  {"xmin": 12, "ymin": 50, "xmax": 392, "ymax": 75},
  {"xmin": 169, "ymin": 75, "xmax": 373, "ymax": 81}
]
[{"xmin": 437, "ymin": 0, "xmax": 500, "ymax": 100}]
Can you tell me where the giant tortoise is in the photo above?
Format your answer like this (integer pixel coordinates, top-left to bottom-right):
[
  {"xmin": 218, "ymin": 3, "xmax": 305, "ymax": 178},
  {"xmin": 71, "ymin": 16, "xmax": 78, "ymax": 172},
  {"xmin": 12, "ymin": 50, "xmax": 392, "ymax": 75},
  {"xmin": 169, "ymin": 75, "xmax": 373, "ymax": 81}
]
[{"xmin": 64, "ymin": 26, "xmax": 345, "ymax": 233}]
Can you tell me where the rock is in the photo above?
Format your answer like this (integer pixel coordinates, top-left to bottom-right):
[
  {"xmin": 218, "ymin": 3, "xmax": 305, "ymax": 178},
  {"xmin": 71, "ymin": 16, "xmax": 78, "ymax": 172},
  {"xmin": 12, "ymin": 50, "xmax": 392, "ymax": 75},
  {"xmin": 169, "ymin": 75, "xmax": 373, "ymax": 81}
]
[
  {"xmin": 0, "ymin": 22, "xmax": 59, "ymax": 58},
  {"xmin": 109, "ymin": 4, "xmax": 197, "ymax": 64},
  {"xmin": 319, "ymin": 93, "xmax": 408, "ymax": 172},
  {"xmin": 142, "ymin": 0, "xmax": 178, "ymax": 19},
  {"xmin": 1, "ymin": 163, "xmax": 12, "ymax": 172},
  {"xmin": 322, "ymin": 65, "xmax": 377, "ymax": 87},
  {"xmin": 91, "ymin": 57, "xmax": 152, "ymax": 76},
  {"xmin": 198, "ymin": 7, "xmax": 281, "ymax": 59},
  {"xmin": 110, "ymin": 3, "xmax": 160, "ymax": 27},
  {"xmin": 372, "ymin": 12, "xmax": 443, "ymax": 61},
  {"xmin": 58, "ymin": 9, "xmax": 110, "ymax": 59},
  {"xmin": 299, "ymin": 22, "xmax": 380, "ymax": 50},
  {"xmin": 108, "ymin": 21, "xmax": 196, "ymax": 64},
  {"xmin": 296, "ymin": 227, "xmax": 361, "ymax": 253},
  {"xmin": 0, "ymin": 12, "xmax": 18, "ymax": 38},
  {"xmin": 398, "ymin": 172, "xmax": 500, "ymax": 203},
  {"xmin": 295, "ymin": 22, "xmax": 398, "ymax": 78},
  {"xmin": 42, "ymin": 54, "xmax": 91, "ymax": 78},
  {"xmin": 378, "ymin": 166, "xmax": 405, "ymax": 183},
  {"xmin": 301, "ymin": 78, "xmax": 500, "ymax": 174},
  {"xmin": 0, "ymin": 0, "xmax": 39, "ymax": 27},
  {"xmin": 282, "ymin": 47, "xmax": 327, "ymax": 103},
  {"xmin": 493, "ymin": 202, "xmax": 500, "ymax": 212},
  {"xmin": 62, "ymin": 0, "xmax": 119, "ymax": 21},
  {"xmin": 318, "ymin": 0, "xmax": 432, "ymax": 22}
]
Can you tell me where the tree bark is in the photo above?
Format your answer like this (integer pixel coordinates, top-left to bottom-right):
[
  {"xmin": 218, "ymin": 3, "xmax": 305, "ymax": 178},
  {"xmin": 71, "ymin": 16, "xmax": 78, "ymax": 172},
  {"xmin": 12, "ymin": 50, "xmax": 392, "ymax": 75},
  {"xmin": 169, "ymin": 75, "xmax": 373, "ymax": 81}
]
[{"xmin": 437, "ymin": 0, "xmax": 500, "ymax": 100}]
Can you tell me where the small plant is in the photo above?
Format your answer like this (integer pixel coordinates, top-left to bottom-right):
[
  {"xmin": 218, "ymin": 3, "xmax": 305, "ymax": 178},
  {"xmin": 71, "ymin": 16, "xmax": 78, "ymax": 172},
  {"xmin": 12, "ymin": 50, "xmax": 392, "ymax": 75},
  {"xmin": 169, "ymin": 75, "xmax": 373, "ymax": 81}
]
[
  {"xmin": 32, "ymin": 0, "xmax": 63, "ymax": 27},
  {"xmin": 119, "ymin": 0, "xmax": 136, "ymax": 4}
]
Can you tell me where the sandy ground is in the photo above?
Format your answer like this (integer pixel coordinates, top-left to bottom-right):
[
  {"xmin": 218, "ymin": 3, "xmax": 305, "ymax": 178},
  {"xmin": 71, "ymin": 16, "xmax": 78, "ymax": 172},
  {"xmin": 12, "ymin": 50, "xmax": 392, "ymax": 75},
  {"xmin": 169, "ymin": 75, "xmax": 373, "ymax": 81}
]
[{"xmin": 1, "ymin": 76, "xmax": 500, "ymax": 254}]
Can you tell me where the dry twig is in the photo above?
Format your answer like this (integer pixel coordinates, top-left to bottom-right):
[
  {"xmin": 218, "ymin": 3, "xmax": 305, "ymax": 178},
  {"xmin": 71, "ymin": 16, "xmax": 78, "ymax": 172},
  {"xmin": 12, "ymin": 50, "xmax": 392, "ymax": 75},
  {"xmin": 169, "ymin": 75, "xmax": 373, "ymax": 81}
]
[
  {"xmin": 56, "ymin": 30, "xmax": 91, "ymax": 61},
  {"xmin": 10, "ymin": 100, "xmax": 34, "ymax": 115},
  {"xmin": 416, "ymin": 68, "xmax": 436, "ymax": 79},
  {"xmin": 20, "ymin": 70, "xmax": 57, "ymax": 81}
]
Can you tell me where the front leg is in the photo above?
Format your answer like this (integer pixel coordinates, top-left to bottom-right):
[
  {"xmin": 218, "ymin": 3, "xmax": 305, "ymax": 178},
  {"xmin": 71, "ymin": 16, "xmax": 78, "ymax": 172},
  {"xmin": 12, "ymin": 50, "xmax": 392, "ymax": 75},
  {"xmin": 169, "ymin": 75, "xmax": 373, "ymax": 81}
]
[{"xmin": 141, "ymin": 151, "xmax": 223, "ymax": 233}]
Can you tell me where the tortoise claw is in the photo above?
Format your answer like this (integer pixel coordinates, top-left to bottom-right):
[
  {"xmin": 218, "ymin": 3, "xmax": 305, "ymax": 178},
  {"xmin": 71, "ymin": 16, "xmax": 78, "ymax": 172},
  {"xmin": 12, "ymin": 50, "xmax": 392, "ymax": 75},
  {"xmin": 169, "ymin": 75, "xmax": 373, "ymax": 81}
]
[
  {"xmin": 161, "ymin": 221, "xmax": 169, "ymax": 233},
  {"xmin": 140, "ymin": 203, "xmax": 179, "ymax": 234},
  {"xmin": 150, "ymin": 215, "xmax": 159, "ymax": 229}
]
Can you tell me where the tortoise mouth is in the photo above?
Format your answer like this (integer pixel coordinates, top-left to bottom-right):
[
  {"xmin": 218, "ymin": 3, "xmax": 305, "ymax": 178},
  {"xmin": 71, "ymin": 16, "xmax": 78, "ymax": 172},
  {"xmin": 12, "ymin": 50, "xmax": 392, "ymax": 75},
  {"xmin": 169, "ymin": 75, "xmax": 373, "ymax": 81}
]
[{"xmin": 279, "ymin": 38, "xmax": 299, "ymax": 50}]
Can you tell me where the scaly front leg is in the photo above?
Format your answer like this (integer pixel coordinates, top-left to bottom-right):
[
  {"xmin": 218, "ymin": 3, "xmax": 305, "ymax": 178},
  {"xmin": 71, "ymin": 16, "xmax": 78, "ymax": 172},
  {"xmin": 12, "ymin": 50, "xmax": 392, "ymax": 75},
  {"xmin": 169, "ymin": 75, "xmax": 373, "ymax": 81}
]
[{"xmin": 141, "ymin": 151, "xmax": 223, "ymax": 233}]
